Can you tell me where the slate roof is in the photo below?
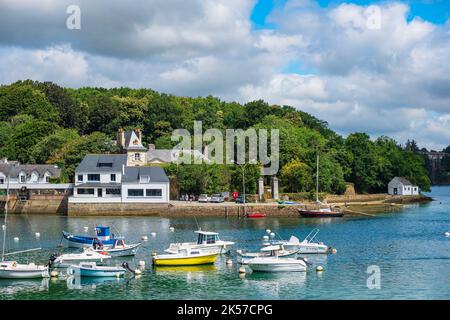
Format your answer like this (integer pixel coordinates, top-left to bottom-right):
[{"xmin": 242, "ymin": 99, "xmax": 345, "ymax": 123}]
[
  {"xmin": 75, "ymin": 154, "xmax": 127, "ymax": 173},
  {"xmin": 391, "ymin": 177, "xmax": 414, "ymax": 186},
  {"xmin": 0, "ymin": 163, "xmax": 60, "ymax": 178},
  {"xmin": 122, "ymin": 166, "xmax": 169, "ymax": 183}
]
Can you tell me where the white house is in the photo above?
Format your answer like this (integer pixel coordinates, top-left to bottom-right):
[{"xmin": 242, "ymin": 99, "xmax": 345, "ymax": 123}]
[
  {"xmin": 69, "ymin": 154, "xmax": 169, "ymax": 203},
  {"xmin": 388, "ymin": 177, "xmax": 419, "ymax": 196}
]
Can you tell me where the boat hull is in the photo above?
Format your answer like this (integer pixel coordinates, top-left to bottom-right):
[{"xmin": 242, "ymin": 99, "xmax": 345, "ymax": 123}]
[
  {"xmin": 67, "ymin": 265, "xmax": 125, "ymax": 277},
  {"xmin": 52, "ymin": 255, "xmax": 110, "ymax": 268},
  {"xmin": 0, "ymin": 263, "xmax": 49, "ymax": 279},
  {"xmin": 62, "ymin": 231, "xmax": 120, "ymax": 248},
  {"xmin": 153, "ymin": 253, "xmax": 218, "ymax": 266},
  {"xmin": 165, "ymin": 243, "xmax": 232, "ymax": 255},
  {"xmin": 246, "ymin": 259, "xmax": 306, "ymax": 272},
  {"xmin": 93, "ymin": 243, "xmax": 141, "ymax": 257},
  {"xmin": 298, "ymin": 210, "xmax": 344, "ymax": 218}
]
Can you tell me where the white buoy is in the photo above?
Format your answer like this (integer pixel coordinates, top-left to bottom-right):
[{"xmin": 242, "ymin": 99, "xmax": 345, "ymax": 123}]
[
  {"xmin": 50, "ymin": 270, "xmax": 58, "ymax": 277},
  {"xmin": 2, "ymin": 225, "xmax": 6, "ymax": 231},
  {"xmin": 138, "ymin": 260, "xmax": 145, "ymax": 267},
  {"xmin": 35, "ymin": 232, "xmax": 40, "ymax": 238},
  {"xmin": 316, "ymin": 266, "xmax": 324, "ymax": 272},
  {"xmin": 134, "ymin": 269, "xmax": 142, "ymax": 275},
  {"xmin": 269, "ymin": 232, "xmax": 275, "ymax": 239},
  {"xmin": 238, "ymin": 266, "xmax": 246, "ymax": 274},
  {"xmin": 151, "ymin": 232, "xmax": 156, "ymax": 237},
  {"xmin": 226, "ymin": 259, "xmax": 233, "ymax": 266},
  {"xmin": 141, "ymin": 235, "xmax": 148, "ymax": 241},
  {"xmin": 445, "ymin": 231, "xmax": 450, "ymax": 237},
  {"xmin": 331, "ymin": 248, "xmax": 337, "ymax": 254},
  {"xmin": 151, "ymin": 252, "xmax": 157, "ymax": 257},
  {"xmin": 83, "ymin": 226, "xmax": 88, "ymax": 232},
  {"xmin": 169, "ymin": 227, "xmax": 175, "ymax": 232},
  {"xmin": 265, "ymin": 229, "xmax": 271, "ymax": 234},
  {"xmin": 262, "ymin": 235, "xmax": 269, "ymax": 241},
  {"xmin": 13, "ymin": 237, "xmax": 19, "ymax": 242}
]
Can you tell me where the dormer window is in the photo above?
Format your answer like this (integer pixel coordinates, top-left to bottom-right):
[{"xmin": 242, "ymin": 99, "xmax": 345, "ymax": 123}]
[
  {"xmin": 140, "ymin": 175, "xmax": 150, "ymax": 183},
  {"xmin": 20, "ymin": 174, "xmax": 26, "ymax": 183},
  {"xmin": 134, "ymin": 153, "xmax": 141, "ymax": 161}
]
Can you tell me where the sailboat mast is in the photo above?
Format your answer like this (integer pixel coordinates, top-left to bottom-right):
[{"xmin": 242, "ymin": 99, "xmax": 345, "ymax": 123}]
[
  {"xmin": 316, "ymin": 153, "xmax": 319, "ymax": 203},
  {"xmin": 1, "ymin": 175, "xmax": 9, "ymax": 261}
]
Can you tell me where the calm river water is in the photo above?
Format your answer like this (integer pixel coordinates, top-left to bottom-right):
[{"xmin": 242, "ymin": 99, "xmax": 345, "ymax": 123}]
[{"xmin": 0, "ymin": 187, "xmax": 449, "ymax": 300}]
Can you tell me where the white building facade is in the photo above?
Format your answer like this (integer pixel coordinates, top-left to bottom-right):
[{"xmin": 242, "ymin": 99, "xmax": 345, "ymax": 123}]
[
  {"xmin": 388, "ymin": 177, "xmax": 419, "ymax": 196},
  {"xmin": 69, "ymin": 154, "xmax": 169, "ymax": 203}
]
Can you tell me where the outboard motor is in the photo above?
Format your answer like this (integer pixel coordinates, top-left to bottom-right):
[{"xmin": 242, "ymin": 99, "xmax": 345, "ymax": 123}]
[
  {"xmin": 121, "ymin": 262, "xmax": 135, "ymax": 273},
  {"xmin": 48, "ymin": 253, "xmax": 58, "ymax": 267}
]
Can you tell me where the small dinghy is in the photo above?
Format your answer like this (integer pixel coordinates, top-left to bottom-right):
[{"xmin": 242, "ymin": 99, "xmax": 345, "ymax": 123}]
[
  {"xmin": 0, "ymin": 261, "xmax": 49, "ymax": 279},
  {"xmin": 49, "ymin": 248, "xmax": 111, "ymax": 268},
  {"xmin": 244, "ymin": 245, "xmax": 307, "ymax": 273},
  {"xmin": 67, "ymin": 262, "xmax": 126, "ymax": 277},
  {"xmin": 92, "ymin": 239, "xmax": 142, "ymax": 257},
  {"xmin": 153, "ymin": 248, "xmax": 218, "ymax": 266},
  {"xmin": 62, "ymin": 226, "xmax": 124, "ymax": 248}
]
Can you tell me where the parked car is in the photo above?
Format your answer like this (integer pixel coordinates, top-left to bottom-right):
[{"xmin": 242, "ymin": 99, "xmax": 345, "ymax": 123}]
[
  {"xmin": 210, "ymin": 194, "xmax": 225, "ymax": 203},
  {"xmin": 198, "ymin": 194, "xmax": 209, "ymax": 203},
  {"xmin": 235, "ymin": 196, "xmax": 249, "ymax": 204}
]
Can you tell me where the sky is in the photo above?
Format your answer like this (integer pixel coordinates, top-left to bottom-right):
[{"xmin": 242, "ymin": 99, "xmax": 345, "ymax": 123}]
[{"xmin": 0, "ymin": 0, "xmax": 449, "ymax": 150}]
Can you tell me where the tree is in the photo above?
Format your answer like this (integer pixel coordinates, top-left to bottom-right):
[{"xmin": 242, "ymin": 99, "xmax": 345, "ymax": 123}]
[
  {"xmin": 29, "ymin": 129, "xmax": 80, "ymax": 163},
  {"xmin": 280, "ymin": 159, "xmax": 313, "ymax": 192}
]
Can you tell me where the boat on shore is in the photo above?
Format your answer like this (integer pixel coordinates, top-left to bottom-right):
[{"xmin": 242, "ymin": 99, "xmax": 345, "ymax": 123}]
[
  {"xmin": 67, "ymin": 262, "xmax": 126, "ymax": 277},
  {"xmin": 244, "ymin": 245, "xmax": 307, "ymax": 272},
  {"xmin": 62, "ymin": 226, "xmax": 124, "ymax": 248},
  {"xmin": 165, "ymin": 231, "xmax": 234, "ymax": 255},
  {"xmin": 153, "ymin": 249, "xmax": 218, "ymax": 266}
]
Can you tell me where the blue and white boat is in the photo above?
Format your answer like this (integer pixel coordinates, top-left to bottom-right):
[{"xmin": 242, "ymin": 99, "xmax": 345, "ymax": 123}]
[
  {"xmin": 67, "ymin": 262, "xmax": 126, "ymax": 277},
  {"xmin": 62, "ymin": 226, "xmax": 123, "ymax": 248}
]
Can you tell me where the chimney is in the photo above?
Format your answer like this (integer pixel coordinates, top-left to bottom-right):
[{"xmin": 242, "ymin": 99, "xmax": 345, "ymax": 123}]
[{"xmin": 117, "ymin": 128, "xmax": 124, "ymax": 149}]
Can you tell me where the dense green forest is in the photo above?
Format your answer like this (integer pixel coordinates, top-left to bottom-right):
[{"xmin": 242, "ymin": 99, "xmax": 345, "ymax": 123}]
[{"xmin": 0, "ymin": 80, "xmax": 433, "ymax": 195}]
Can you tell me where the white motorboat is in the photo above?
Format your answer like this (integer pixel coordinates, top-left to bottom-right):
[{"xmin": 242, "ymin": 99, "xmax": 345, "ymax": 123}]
[
  {"xmin": 265, "ymin": 229, "xmax": 331, "ymax": 254},
  {"xmin": 165, "ymin": 230, "xmax": 234, "ymax": 255},
  {"xmin": 236, "ymin": 245, "xmax": 299, "ymax": 261},
  {"xmin": 0, "ymin": 175, "xmax": 49, "ymax": 279},
  {"xmin": 0, "ymin": 261, "xmax": 49, "ymax": 279},
  {"xmin": 91, "ymin": 239, "xmax": 142, "ymax": 257},
  {"xmin": 67, "ymin": 262, "xmax": 126, "ymax": 277},
  {"xmin": 244, "ymin": 245, "xmax": 307, "ymax": 273},
  {"xmin": 49, "ymin": 248, "xmax": 111, "ymax": 268}
]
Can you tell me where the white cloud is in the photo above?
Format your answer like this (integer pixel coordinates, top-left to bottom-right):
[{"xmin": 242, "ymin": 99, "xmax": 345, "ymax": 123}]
[{"xmin": 0, "ymin": 0, "xmax": 449, "ymax": 149}]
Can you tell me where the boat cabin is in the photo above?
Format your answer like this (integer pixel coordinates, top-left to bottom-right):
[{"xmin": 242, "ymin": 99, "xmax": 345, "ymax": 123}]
[
  {"xmin": 195, "ymin": 231, "xmax": 220, "ymax": 245},
  {"xmin": 95, "ymin": 226, "xmax": 112, "ymax": 241},
  {"xmin": 260, "ymin": 245, "xmax": 282, "ymax": 257}
]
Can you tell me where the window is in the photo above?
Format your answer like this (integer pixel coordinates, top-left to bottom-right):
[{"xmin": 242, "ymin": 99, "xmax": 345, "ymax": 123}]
[
  {"xmin": 128, "ymin": 189, "xmax": 144, "ymax": 197},
  {"xmin": 140, "ymin": 175, "xmax": 150, "ymax": 183},
  {"xmin": 77, "ymin": 188, "xmax": 95, "ymax": 195},
  {"xmin": 106, "ymin": 188, "xmax": 121, "ymax": 195},
  {"xmin": 0, "ymin": 178, "xmax": 4, "ymax": 184},
  {"xmin": 97, "ymin": 162, "xmax": 113, "ymax": 168},
  {"xmin": 87, "ymin": 174, "xmax": 100, "ymax": 181},
  {"xmin": 134, "ymin": 153, "xmax": 141, "ymax": 161},
  {"xmin": 146, "ymin": 189, "xmax": 162, "ymax": 197},
  {"xmin": 45, "ymin": 176, "xmax": 50, "ymax": 183},
  {"xmin": 20, "ymin": 175, "xmax": 26, "ymax": 183},
  {"xmin": 78, "ymin": 175, "xmax": 83, "ymax": 182},
  {"xmin": 110, "ymin": 174, "xmax": 116, "ymax": 182}
]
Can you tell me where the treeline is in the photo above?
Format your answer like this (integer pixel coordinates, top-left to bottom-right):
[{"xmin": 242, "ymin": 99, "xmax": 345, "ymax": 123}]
[{"xmin": 0, "ymin": 80, "xmax": 432, "ymax": 194}]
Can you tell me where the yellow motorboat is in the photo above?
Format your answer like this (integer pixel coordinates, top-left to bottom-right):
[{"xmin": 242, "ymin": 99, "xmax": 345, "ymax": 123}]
[{"xmin": 152, "ymin": 249, "xmax": 218, "ymax": 266}]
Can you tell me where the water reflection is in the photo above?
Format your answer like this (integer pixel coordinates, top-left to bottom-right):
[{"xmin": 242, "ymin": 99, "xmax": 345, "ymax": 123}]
[
  {"xmin": 242, "ymin": 271, "xmax": 307, "ymax": 299},
  {"xmin": 0, "ymin": 278, "xmax": 49, "ymax": 295},
  {"xmin": 66, "ymin": 275, "xmax": 124, "ymax": 290}
]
